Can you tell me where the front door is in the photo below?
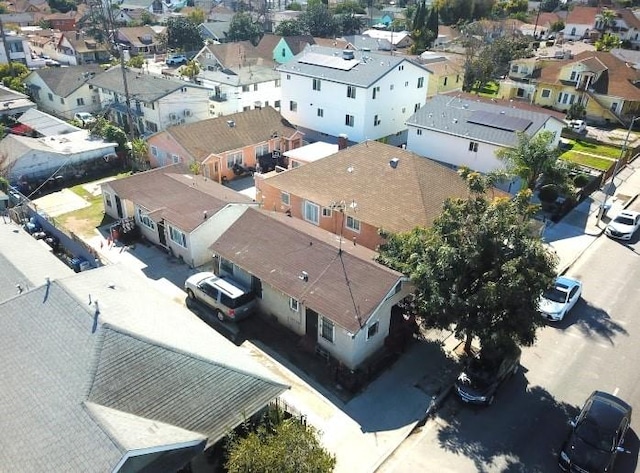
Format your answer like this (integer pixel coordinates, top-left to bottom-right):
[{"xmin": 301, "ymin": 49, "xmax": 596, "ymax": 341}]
[
  {"xmin": 157, "ymin": 220, "xmax": 167, "ymax": 247},
  {"xmin": 114, "ymin": 195, "xmax": 123, "ymax": 218},
  {"xmin": 305, "ymin": 308, "xmax": 318, "ymax": 339}
]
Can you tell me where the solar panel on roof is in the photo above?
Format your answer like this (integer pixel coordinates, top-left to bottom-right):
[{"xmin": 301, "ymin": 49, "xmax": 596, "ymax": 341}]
[
  {"xmin": 466, "ymin": 110, "xmax": 532, "ymax": 132},
  {"xmin": 299, "ymin": 52, "xmax": 360, "ymax": 71}
]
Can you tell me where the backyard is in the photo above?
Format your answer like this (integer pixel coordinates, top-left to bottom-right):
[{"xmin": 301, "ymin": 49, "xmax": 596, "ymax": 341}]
[{"xmin": 559, "ymin": 138, "xmax": 620, "ymax": 171}]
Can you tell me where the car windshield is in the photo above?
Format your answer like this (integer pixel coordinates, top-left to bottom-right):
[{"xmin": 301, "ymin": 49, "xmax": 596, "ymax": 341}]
[
  {"xmin": 575, "ymin": 417, "xmax": 614, "ymax": 452},
  {"xmin": 614, "ymin": 216, "xmax": 635, "ymax": 226},
  {"xmin": 543, "ymin": 287, "xmax": 568, "ymax": 303}
]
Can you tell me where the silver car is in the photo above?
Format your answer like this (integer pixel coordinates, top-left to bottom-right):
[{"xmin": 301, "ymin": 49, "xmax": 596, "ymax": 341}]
[
  {"xmin": 539, "ymin": 276, "xmax": 582, "ymax": 322},
  {"xmin": 185, "ymin": 272, "xmax": 256, "ymax": 322}
]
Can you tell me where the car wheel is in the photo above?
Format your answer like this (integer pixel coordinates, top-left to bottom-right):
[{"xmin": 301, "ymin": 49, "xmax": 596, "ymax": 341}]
[
  {"xmin": 216, "ymin": 310, "xmax": 225, "ymax": 322},
  {"xmin": 186, "ymin": 289, "xmax": 195, "ymax": 299}
]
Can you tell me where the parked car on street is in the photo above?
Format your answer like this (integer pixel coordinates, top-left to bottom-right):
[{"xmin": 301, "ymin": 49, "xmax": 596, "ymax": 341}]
[
  {"xmin": 74, "ymin": 112, "xmax": 96, "ymax": 127},
  {"xmin": 454, "ymin": 345, "xmax": 521, "ymax": 406},
  {"xmin": 165, "ymin": 54, "xmax": 187, "ymax": 66},
  {"xmin": 568, "ymin": 119, "xmax": 587, "ymax": 134},
  {"xmin": 605, "ymin": 210, "xmax": 640, "ymax": 241},
  {"xmin": 184, "ymin": 272, "xmax": 256, "ymax": 322},
  {"xmin": 539, "ymin": 276, "xmax": 582, "ymax": 322},
  {"xmin": 559, "ymin": 391, "xmax": 632, "ymax": 473}
]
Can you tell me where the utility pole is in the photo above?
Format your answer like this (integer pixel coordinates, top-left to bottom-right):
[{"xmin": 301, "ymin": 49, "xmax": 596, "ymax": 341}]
[{"xmin": 118, "ymin": 44, "xmax": 137, "ymax": 166}]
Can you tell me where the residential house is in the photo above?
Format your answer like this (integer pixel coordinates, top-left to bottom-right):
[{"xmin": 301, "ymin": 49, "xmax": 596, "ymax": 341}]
[
  {"xmin": 5, "ymin": 0, "xmax": 50, "ymax": 14},
  {"xmin": 198, "ymin": 4, "xmax": 234, "ymax": 42},
  {"xmin": 283, "ymin": 141, "xmax": 338, "ymax": 169},
  {"xmin": 595, "ymin": 8, "xmax": 640, "ymax": 50},
  {"xmin": 0, "ymin": 129, "xmax": 117, "ymax": 184},
  {"xmin": 341, "ymin": 34, "xmax": 393, "ymax": 52},
  {"xmin": 528, "ymin": 11, "xmax": 563, "ymax": 40},
  {"xmin": 146, "ymin": 107, "xmax": 303, "ymax": 183},
  {"xmin": 270, "ymin": 10, "xmax": 303, "ymax": 33},
  {"xmin": 0, "ymin": 238, "xmax": 288, "ymax": 471},
  {"xmin": 44, "ymin": 11, "xmax": 76, "ymax": 31},
  {"xmin": 113, "ymin": 8, "xmax": 157, "ymax": 25},
  {"xmin": 116, "ymin": 26, "xmax": 164, "ymax": 55},
  {"xmin": 24, "ymin": 64, "xmax": 103, "ymax": 119},
  {"xmin": 55, "ymin": 31, "xmax": 111, "ymax": 65},
  {"xmin": 361, "ymin": 29, "xmax": 413, "ymax": 49},
  {"xmin": 88, "ymin": 66, "xmax": 211, "ymax": 135},
  {"xmin": 0, "ymin": 12, "xmax": 36, "ymax": 26},
  {"xmin": 433, "ymin": 25, "xmax": 461, "ymax": 48},
  {"xmin": 420, "ymin": 52, "xmax": 465, "ymax": 97},
  {"xmin": 502, "ymin": 51, "xmax": 640, "ymax": 124},
  {"xmin": 210, "ymin": 206, "xmax": 412, "ymax": 370},
  {"xmin": 405, "ymin": 93, "xmax": 565, "ymax": 188},
  {"xmin": 562, "ymin": 6, "xmax": 599, "ymax": 41},
  {"xmin": 15, "ymin": 108, "xmax": 82, "ymax": 136},
  {"xmin": 0, "ymin": 83, "xmax": 35, "ymax": 118},
  {"xmin": 257, "ymin": 34, "xmax": 315, "ymax": 64},
  {"xmin": 119, "ymin": 0, "xmax": 167, "ymax": 15},
  {"xmin": 0, "ymin": 32, "xmax": 41, "ymax": 67},
  {"xmin": 277, "ymin": 46, "xmax": 430, "ymax": 144},
  {"xmin": 255, "ymin": 140, "xmax": 476, "ymax": 251},
  {"xmin": 102, "ymin": 165, "xmax": 256, "ymax": 266}
]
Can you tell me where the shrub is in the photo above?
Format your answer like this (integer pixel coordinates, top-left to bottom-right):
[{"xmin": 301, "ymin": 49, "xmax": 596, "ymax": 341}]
[
  {"xmin": 573, "ymin": 173, "xmax": 590, "ymax": 188},
  {"xmin": 538, "ymin": 184, "xmax": 559, "ymax": 203}
]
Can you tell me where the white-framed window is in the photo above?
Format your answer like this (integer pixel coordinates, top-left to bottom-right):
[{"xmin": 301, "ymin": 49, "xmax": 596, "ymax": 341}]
[
  {"xmin": 227, "ymin": 151, "xmax": 243, "ymax": 168},
  {"xmin": 77, "ymin": 98, "xmax": 84, "ymax": 106},
  {"xmin": 390, "ymin": 84, "xmax": 394, "ymax": 90},
  {"xmin": 169, "ymin": 225, "xmax": 187, "ymax": 248},
  {"xmin": 317, "ymin": 108, "xmax": 324, "ymax": 117},
  {"xmin": 374, "ymin": 115, "xmax": 381, "ymax": 126},
  {"xmin": 312, "ymin": 78, "xmax": 321, "ymax": 91},
  {"xmin": 150, "ymin": 146, "xmax": 158, "ymax": 157},
  {"xmin": 304, "ymin": 201, "xmax": 320, "ymax": 225},
  {"xmin": 286, "ymin": 74, "xmax": 291, "ymax": 80},
  {"xmin": 290, "ymin": 100, "xmax": 297, "ymax": 112},
  {"xmin": 417, "ymin": 129, "xmax": 423, "ymax": 135},
  {"xmin": 136, "ymin": 207, "xmax": 156, "ymax": 230},
  {"xmin": 469, "ymin": 141, "xmax": 479, "ymax": 152},
  {"xmin": 289, "ymin": 297, "xmax": 299, "ymax": 312},
  {"xmin": 570, "ymin": 71, "xmax": 577, "ymax": 81},
  {"xmin": 322, "ymin": 207, "xmax": 332, "ymax": 217},
  {"xmin": 367, "ymin": 321, "xmax": 379, "ymax": 339},
  {"xmin": 281, "ymin": 191, "xmax": 290, "ymax": 206},
  {"xmin": 345, "ymin": 114, "xmax": 354, "ymax": 127},
  {"xmin": 48, "ymin": 92, "xmax": 53, "ymax": 101},
  {"xmin": 275, "ymin": 79, "xmax": 281, "ymax": 87},
  {"xmin": 171, "ymin": 154, "xmax": 180, "ymax": 164},
  {"xmin": 60, "ymin": 98, "xmax": 65, "ymax": 104},
  {"xmin": 398, "ymin": 65, "xmax": 404, "ymax": 71},
  {"xmin": 347, "ymin": 85, "xmax": 356, "ymax": 98},
  {"xmin": 541, "ymin": 89, "xmax": 551, "ymax": 98},
  {"xmin": 414, "ymin": 103, "xmax": 421, "ymax": 112},
  {"xmin": 346, "ymin": 216, "xmax": 360, "ymax": 232},
  {"xmin": 321, "ymin": 317, "xmax": 334, "ymax": 342},
  {"xmin": 220, "ymin": 257, "xmax": 234, "ymax": 274},
  {"xmin": 255, "ymin": 143, "xmax": 269, "ymax": 157},
  {"xmin": 253, "ymin": 84, "xmax": 258, "ymax": 91},
  {"xmin": 404, "ymin": 81, "xmax": 409, "ymax": 87},
  {"xmin": 104, "ymin": 191, "xmax": 112, "ymax": 208},
  {"xmin": 417, "ymin": 77, "xmax": 424, "ymax": 88},
  {"xmin": 372, "ymin": 86, "xmax": 380, "ymax": 99}
]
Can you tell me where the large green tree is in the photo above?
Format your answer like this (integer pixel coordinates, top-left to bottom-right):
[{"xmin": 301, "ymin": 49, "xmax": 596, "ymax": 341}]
[
  {"xmin": 378, "ymin": 169, "xmax": 557, "ymax": 355},
  {"xmin": 165, "ymin": 16, "xmax": 204, "ymax": 52},
  {"xmin": 595, "ymin": 33, "xmax": 621, "ymax": 51},
  {"xmin": 275, "ymin": 19, "xmax": 305, "ymax": 36},
  {"xmin": 299, "ymin": 3, "xmax": 339, "ymax": 37},
  {"xmin": 225, "ymin": 417, "xmax": 336, "ymax": 473},
  {"xmin": 226, "ymin": 12, "xmax": 264, "ymax": 45}
]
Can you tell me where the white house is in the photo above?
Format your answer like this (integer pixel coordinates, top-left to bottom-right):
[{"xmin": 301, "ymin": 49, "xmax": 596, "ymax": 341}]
[
  {"xmin": 562, "ymin": 6, "xmax": 598, "ymax": 41},
  {"xmin": 0, "ymin": 32, "xmax": 42, "ymax": 68},
  {"xmin": 277, "ymin": 46, "xmax": 431, "ymax": 144},
  {"xmin": 406, "ymin": 94, "xmax": 565, "ymax": 191},
  {"xmin": 0, "ymin": 129, "xmax": 117, "ymax": 184},
  {"xmin": 24, "ymin": 65, "xmax": 103, "ymax": 120},
  {"xmin": 88, "ymin": 66, "xmax": 211, "ymax": 135},
  {"xmin": 0, "ymin": 84, "xmax": 35, "ymax": 118},
  {"xmin": 101, "ymin": 165, "xmax": 258, "ymax": 267},
  {"xmin": 209, "ymin": 207, "xmax": 412, "ymax": 371}
]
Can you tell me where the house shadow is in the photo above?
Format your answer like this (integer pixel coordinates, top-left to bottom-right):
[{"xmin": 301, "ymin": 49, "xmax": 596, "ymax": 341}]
[
  {"xmin": 552, "ymin": 299, "xmax": 628, "ymax": 344},
  {"xmin": 541, "ymin": 198, "xmax": 595, "ymax": 243}
]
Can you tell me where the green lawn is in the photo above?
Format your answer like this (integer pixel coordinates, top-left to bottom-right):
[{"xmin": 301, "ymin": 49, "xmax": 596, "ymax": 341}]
[
  {"xmin": 563, "ymin": 139, "xmax": 622, "ymax": 159},
  {"xmin": 560, "ymin": 152, "xmax": 614, "ymax": 171}
]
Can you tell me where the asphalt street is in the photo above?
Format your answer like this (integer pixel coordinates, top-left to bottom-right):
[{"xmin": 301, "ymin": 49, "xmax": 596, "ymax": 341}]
[{"xmin": 377, "ymin": 201, "xmax": 640, "ymax": 473}]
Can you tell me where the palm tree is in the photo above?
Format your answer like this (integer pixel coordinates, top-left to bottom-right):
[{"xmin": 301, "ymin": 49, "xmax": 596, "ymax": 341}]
[
  {"xmin": 179, "ymin": 60, "xmax": 200, "ymax": 82},
  {"xmin": 598, "ymin": 9, "xmax": 616, "ymax": 33},
  {"xmin": 130, "ymin": 138, "xmax": 149, "ymax": 170}
]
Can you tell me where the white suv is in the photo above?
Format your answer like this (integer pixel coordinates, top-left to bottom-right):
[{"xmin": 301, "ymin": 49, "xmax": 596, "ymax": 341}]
[{"xmin": 165, "ymin": 54, "xmax": 187, "ymax": 66}]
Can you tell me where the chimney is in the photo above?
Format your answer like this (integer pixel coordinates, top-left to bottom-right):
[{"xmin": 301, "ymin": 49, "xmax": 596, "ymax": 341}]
[
  {"xmin": 389, "ymin": 158, "xmax": 399, "ymax": 169},
  {"xmin": 338, "ymin": 134, "xmax": 348, "ymax": 150}
]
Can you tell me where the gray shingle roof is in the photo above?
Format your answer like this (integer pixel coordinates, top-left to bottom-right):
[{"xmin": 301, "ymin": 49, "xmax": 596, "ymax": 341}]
[
  {"xmin": 18, "ymin": 108, "xmax": 81, "ymax": 136},
  {"xmin": 277, "ymin": 45, "xmax": 426, "ymax": 87},
  {"xmin": 407, "ymin": 94, "xmax": 563, "ymax": 148},
  {"xmin": 27, "ymin": 64, "xmax": 103, "ymax": 98}
]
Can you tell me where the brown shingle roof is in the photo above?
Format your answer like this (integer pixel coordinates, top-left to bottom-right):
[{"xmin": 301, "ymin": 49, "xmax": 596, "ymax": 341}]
[
  {"xmin": 204, "ymin": 41, "xmax": 275, "ymax": 68},
  {"xmin": 565, "ymin": 6, "xmax": 599, "ymax": 25},
  {"xmin": 106, "ymin": 165, "xmax": 253, "ymax": 232},
  {"xmin": 261, "ymin": 141, "xmax": 478, "ymax": 234},
  {"xmin": 164, "ymin": 107, "xmax": 299, "ymax": 162},
  {"xmin": 617, "ymin": 8, "xmax": 640, "ymax": 30},
  {"xmin": 210, "ymin": 208, "xmax": 402, "ymax": 332}
]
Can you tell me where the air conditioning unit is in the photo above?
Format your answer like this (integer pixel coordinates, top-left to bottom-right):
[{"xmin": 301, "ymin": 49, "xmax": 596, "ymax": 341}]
[
  {"xmin": 178, "ymin": 118, "xmax": 185, "ymax": 124},
  {"xmin": 169, "ymin": 113, "xmax": 178, "ymax": 121},
  {"xmin": 183, "ymin": 109, "xmax": 192, "ymax": 117}
]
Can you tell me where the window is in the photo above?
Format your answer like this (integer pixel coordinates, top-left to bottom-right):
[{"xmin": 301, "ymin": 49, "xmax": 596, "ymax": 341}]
[
  {"xmin": 570, "ymin": 71, "xmax": 576, "ymax": 81},
  {"xmin": 398, "ymin": 65, "xmax": 404, "ymax": 71},
  {"xmin": 367, "ymin": 321, "xmax": 379, "ymax": 339},
  {"xmin": 145, "ymin": 121, "xmax": 158, "ymax": 133},
  {"xmin": 48, "ymin": 92, "xmax": 53, "ymax": 101},
  {"xmin": 289, "ymin": 297, "xmax": 299, "ymax": 312},
  {"xmin": 60, "ymin": 98, "xmax": 65, "ymax": 104},
  {"xmin": 253, "ymin": 84, "xmax": 258, "ymax": 91},
  {"xmin": 443, "ymin": 77, "xmax": 448, "ymax": 86},
  {"xmin": 390, "ymin": 84, "xmax": 394, "ymax": 90},
  {"xmin": 346, "ymin": 215, "xmax": 360, "ymax": 232},
  {"xmin": 347, "ymin": 85, "xmax": 356, "ymax": 99},
  {"xmin": 417, "ymin": 77, "xmax": 424, "ymax": 88},
  {"xmin": 151, "ymin": 146, "xmax": 158, "ymax": 157},
  {"xmin": 281, "ymin": 191, "xmax": 290, "ymax": 205},
  {"xmin": 304, "ymin": 201, "xmax": 320, "ymax": 225},
  {"xmin": 289, "ymin": 100, "xmax": 297, "ymax": 112},
  {"xmin": 322, "ymin": 207, "xmax": 332, "ymax": 217},
  {"xmin": 345, "ymin": 114, "xmax": 354, "ymax": 127},
  {"xmin": 511, "ymin": 65, "xmax": 519, "ymax": 73},
  {"xmin": 171, "ymin": 154, "xmax": 180, "ymax": 164},
  {"xmin": 405, "ymin": 81, "xmax": 409, "ymax": 87},
  {"xmin": 275, "ymin": 79, "xmax": 281, "ymax": 87},
  {"xmin": 169, "ymin": 225, "xmax": 187, "ymax": 248},
  {"xmin": 220, "ymin": 257, "xmax": 234, "ymax": 274},
  {"xmin": 76, "ymin": 98, "xmax": 85, "ymax": 106},
  {"xmin": 541, "ymin": 89, "xmax": 551, "ymax": 98},
  {"xmin": 242, "ymin": 85, "xmax": 250, "ymax": 92},
  {"xmin": 286, "ymin": 74, "xmax": 291, "ymax": 80},
  {"xmin": 243, "ymin": 106, "xmax": 250, "ymax": 111},
  {"xmin": 321, "ymin": 317, "xmax": 334, "ymax": 342},
  {"xmin": 227, "ymin": 151, "xmax": 243, "ymax": 168},
  {"xmin": 317, "ymin": 108, "xmax": 324, "ymax": 117},
  {"xmin": 104, "ymin": 192, "xmax": 112, "ymax": 208},
  {"xmin": 281, "ymin": 47, "xmax": 286, "ymax": 57},
  {"xmin": 137, "ymin": 207, "xmax": 156, "ymax": 230},
  {"xmin": 313, "ymin": 78, "xmax": 321, "ymax": 91},
  {"xmin": 414, "ymin": 103, "xmax": 421, "ymax": 112},
  {"xmin": 469, "ymin": 141, "xmax": 479, "ymax": 152},
  {"xmin": 611, "ymin": 102, "xmax": 618, "ymax": 112},
  {"xmin": 417, "ymin": 129, "xmax": 423, "ymax": 136},
  {"xmin": 255, "ymin": 143, "xmax": 269, "ymax": 157},
  {"xmin": 372, "ymin": 86, "xmax": 380, "ymax": 99},
  {"xmin": 373, "ymin": 115, "xmax": 381, "ymax": 126},
  {"xmin": 456, "ymin": 74, "xmax": 460, "ymax": 83}
]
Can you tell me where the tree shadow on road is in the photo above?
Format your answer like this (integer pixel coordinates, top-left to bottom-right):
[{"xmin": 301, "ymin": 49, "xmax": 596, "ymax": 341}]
[{"xmin": 554, "ymin": 300, "xmax": 628, "ymax": 345}]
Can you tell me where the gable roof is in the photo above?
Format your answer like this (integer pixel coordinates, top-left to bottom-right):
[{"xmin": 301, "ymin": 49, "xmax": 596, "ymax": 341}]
[
  {"xmin": 157, "ymin": 107, "xmax": 299, "ymax": 162},
  {"xmin": 26, "ymin": 64, "xmax": 103, "ymax": 97},
  {"xmin": 616, "ymin": 8, "xmax": 640, "ymax": 30},
  {"xmin": 0, "ymin": 260, "xmax": 288, "ymax": 471},
  {"xmin": 17, "ymin": 108, "xmax": 81, "ymax": 136},
  {"xmin": 538, "ymin": 51, "xmax": 640, "ymax": 100},
  {"xmin": 407, "ymin": 94, "xmax": 563, "ymax": 148},
  {"xmin": 64, "ymin": 33, "xmax": 110, "ymax": 54},
  {"xmin": 341, "ymin": 34, "xmax": 393, "ymax": 51},
  {"xmin": 105, "ymin": 164, "xmax": 253, "ymax": 232},
  {"xmin": 260, "ymin": 140, "xmax": 477, "ymax": 234},
  {"xmin": 210, "ymin": 207, "xmax": 402, "ymax": 332},
  {"xmin": 566, "ymin": 6, "xmax": 599, "ymax": 25},
  {"xmin": 196, "ymin": 40, "xmax": 275, "ymax": 69},
  {"xmin": 277, "ymin": 45, "xmax": 426, "ymax": 87},
  {"xmin": 88, "ymin": 66, "xmax": 206, "ymax": 102},
  {"xmin": 117, "ymin": 25, "xmax": 159, "ymax": 47}
]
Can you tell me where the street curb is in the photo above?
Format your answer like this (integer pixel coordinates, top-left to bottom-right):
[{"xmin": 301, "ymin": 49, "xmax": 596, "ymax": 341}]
[{"xmin": 558, "ymin": 192, "xmax": 639, "ymax": 276}]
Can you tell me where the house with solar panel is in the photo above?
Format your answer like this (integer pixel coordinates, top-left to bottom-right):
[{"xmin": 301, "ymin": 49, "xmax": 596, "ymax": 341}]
[
  {"xmin": 406, "ymin": 93, "xmax": 565, "ymax": 191},
  {"xmin": 277, "ymin": 45, "xmax": 431, "ymax": 144}
]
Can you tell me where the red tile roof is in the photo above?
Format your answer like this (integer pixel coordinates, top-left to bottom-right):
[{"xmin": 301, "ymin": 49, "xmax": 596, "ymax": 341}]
[{"xmin": 565, "ymin": 6, "xmax": 599, "ymax": 25}]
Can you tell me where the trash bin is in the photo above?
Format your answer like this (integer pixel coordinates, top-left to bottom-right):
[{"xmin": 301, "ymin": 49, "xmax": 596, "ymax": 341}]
[
  {"xmin": 599, "ymin": 202, "xmax": 612, "ymax": 219},
  {"xmin": 70, "ymin": 257, "xmax": 87, "ymax": 273}
]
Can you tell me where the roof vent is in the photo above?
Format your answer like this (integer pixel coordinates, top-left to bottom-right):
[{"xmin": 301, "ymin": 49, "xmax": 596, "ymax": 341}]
[
  {"xmin": 342, "ymin": 49, "xmax": 355, "ymax": 60},
  {"xmin": 389, "ymin": 158, "xmax": 399, "ymax": 169},
  {"xmin": 227, "ymin": 120, "xmax": 235, "ymax": 127},
  {"xmin": 500, "ymin": 111, "xmax": 505, "ymax": 114}
]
